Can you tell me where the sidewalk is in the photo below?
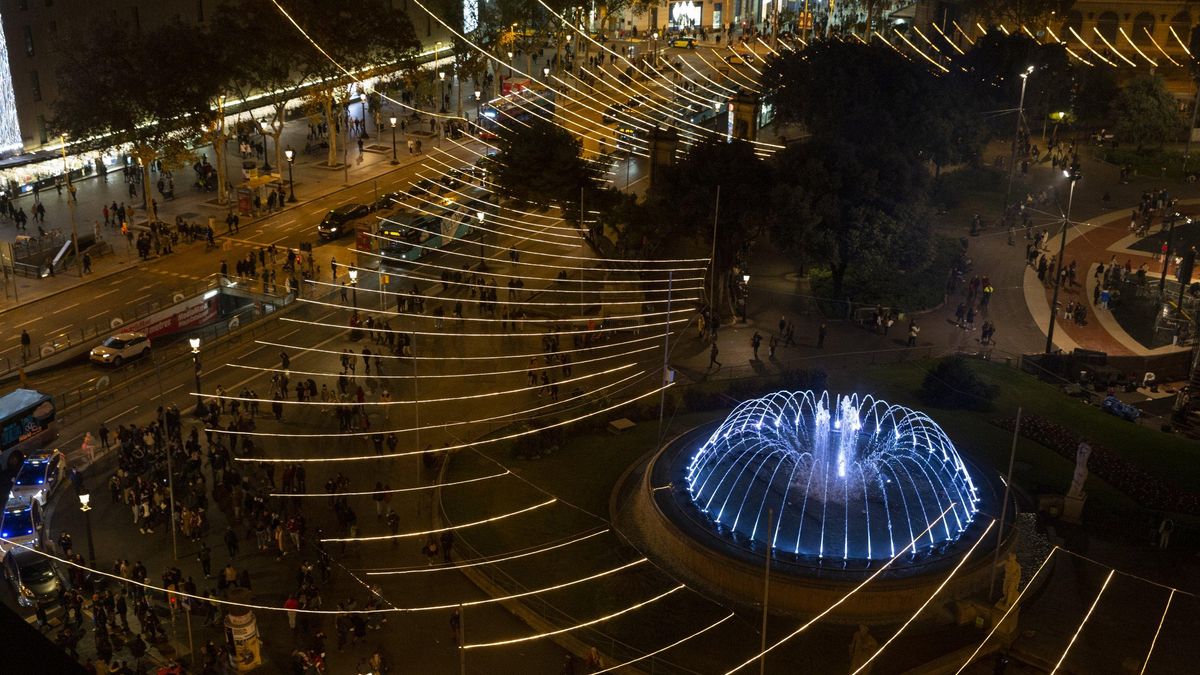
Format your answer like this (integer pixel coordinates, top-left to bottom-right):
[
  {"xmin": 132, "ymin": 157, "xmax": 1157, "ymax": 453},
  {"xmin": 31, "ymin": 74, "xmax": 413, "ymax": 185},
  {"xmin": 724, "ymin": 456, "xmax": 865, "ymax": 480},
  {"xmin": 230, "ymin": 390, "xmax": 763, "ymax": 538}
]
[{"xmin": 0, "ymin": 92, "xmax": 473, "ymax": 313}]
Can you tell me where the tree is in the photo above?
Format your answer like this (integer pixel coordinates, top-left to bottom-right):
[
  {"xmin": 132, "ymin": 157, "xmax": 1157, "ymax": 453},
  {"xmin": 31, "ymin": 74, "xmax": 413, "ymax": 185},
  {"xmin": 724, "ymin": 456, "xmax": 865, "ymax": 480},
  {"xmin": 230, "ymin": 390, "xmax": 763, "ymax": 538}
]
[
  {"xmin": 492, "ymin": 117, "xmax": 600, "ymax": 209},
  {"xmin": 1073, "ymin": 67, "xmax": 1119, "ymax": 129},
  {"xmin": 641, "ymin": 139, "xmax": 774, "ymax": 313},
  {"xmin": 960, "ymin": 0, "xmax": 1075, "ymax": 29},
  {"xmin": 1116, "ymin": 74, "xmax": 1185, "ymax": 151},
  {"xmin": 283, "ymin": 0, "xmax": 419, "ymax": 166},
  {"xmin": 52, "ymin": 21, "xmax": 224, "ymax": 224}
]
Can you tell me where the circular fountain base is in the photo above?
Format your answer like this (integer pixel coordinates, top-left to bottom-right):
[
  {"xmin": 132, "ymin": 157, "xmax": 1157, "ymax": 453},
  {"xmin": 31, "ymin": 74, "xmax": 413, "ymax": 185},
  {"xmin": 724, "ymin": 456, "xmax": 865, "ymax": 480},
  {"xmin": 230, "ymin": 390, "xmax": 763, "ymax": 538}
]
[{"xmin": 615, "ymin": 423, "xmax": 1012, "ymax": 624}]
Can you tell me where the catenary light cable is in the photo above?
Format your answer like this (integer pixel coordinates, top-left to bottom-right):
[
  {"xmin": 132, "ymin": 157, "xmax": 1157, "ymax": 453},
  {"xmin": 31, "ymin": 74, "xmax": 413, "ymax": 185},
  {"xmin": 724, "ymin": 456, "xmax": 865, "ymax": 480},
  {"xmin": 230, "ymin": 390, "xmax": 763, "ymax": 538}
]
[
  {"xmin": 461, "ymin": 584, "xmax": 686, "ymax": 649},
  {"xmin": 1139, "ymin": 589, "xmax": 1175, "ymax": 675},
  {"xmin": 1049, "ymin": 569, "xmax": 1115, "ymax": 674},
  {"xmin": 953, "ymin": 546, "xmax": 1059, "ymax": 674},
  {"xmin": 590, "ymin": 613, "xmax": 737, "ymax": 674},
  {"xmin": 1143, "ymin": 27, "xmax": 1183, "ymax": 67},
  {"xmin": 724, "ymin": 504, "xmax": 956, "ymax": 673},
  {"xmin": 1118, "ymin": 27, "xmax": 1157, "ymax": 67},
  {"xmin": 1092, "ymin": 26, "xmax": 1138, "ymax": 67},
  {"xmin": 851, "ymin": 520, "xmax": 995, "ymax": 674},
  {"xmin": 365, "ymin": 529, "xmax": 610, "ymax": 576},
  {"xmin": 229, "ymin": 376, "xmax": 671, "ymax": 460},
  {"xmin": 268, "ymin": 469, "xmax": 510, "ymax": 498},
  {"xmin": 320, "ymin": 498, "xmax": 556, "ymax": 542}
]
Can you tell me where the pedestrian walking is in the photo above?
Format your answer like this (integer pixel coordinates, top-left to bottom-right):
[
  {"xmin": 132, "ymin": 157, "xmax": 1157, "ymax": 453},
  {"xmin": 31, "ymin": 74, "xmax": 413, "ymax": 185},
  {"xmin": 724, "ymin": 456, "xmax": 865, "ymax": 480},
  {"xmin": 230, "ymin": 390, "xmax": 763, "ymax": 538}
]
[
  {"xmin": 817, "ymin": 322, "xmax": 827, "ymax": 349},
  {"xmin": 750, "ymin": 331, "xmax": 762, "ymax": 360},
  {"xmin": 223, "ymin": 526, "xmax": 239, "ymax": 558},
  {"xmin": 708, "ymin": 342, "xmax": 721, "ymax": 369},
  {"xmin": 907, "ymin": 320, "xmax": 920, "ymax": 347},
  {"xmin": 20, "ymin": 330, "xmax": 31, "ymax": 359},
  {"xmin": 197, "ymin": 542, "xmax": 212, "ymax": 578}
]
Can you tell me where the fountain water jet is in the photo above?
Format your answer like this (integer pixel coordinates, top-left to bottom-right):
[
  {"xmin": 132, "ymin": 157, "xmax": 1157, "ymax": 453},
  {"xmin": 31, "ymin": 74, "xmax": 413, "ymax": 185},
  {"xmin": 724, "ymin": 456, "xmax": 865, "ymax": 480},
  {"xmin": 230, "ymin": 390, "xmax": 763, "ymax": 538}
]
[{"xmin": 684, "ymin": 391, "xmax": 981, "ymax": 564}]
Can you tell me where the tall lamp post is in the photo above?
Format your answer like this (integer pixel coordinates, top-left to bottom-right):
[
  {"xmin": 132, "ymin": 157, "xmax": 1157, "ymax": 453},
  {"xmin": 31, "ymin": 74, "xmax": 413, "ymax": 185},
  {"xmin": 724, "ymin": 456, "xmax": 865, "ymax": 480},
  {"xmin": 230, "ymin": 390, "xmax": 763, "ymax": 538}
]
[
  {"xmin": 190, "ymin": 338, "xmax": 206, "ymax": 417},
  {"xmin": 651, "ymin": 31, "xmax": 659, "ymax": 67},
  {"xmin": 1045, "ymin": 165, "xmax": 1081, "ymax": 354},
  {"xmin": 476, "ymin": 211, "xmax": 486, "ymax": 268},
  {"xmin": 348, "ymin": 268, "xmax": 359, "ymax": 308},
  {"xmin": 389, "ymin": 116, "xmax": 399, "ymax": 165},
  {"xmin": 260, "ymin": 118, "xmax": 273, "ymax": 172},
  {"xmin": 61, "ymin": 134, "xmax": 81, "ymax": 278},
  {"xmin": 439, "ymin": 72, "xmax": 447, "ymax": 113},
  {"xmin": 1001, "ymin": 66, "xmax": 1034, "ymax": 221},
  {"xmin": 284, "ymin": 148, "xmax": 296, "ymax": 202},
  {"xmin": 507, "ymin": 52, "xmax": 514, "ymax": 78},
  {"xmin": 77, "ymin": 491, "xmax": 97, "ymax": 569},
  {"xmin": 474, "ymin": 91, "xmax": 482, "ymax": 122}
]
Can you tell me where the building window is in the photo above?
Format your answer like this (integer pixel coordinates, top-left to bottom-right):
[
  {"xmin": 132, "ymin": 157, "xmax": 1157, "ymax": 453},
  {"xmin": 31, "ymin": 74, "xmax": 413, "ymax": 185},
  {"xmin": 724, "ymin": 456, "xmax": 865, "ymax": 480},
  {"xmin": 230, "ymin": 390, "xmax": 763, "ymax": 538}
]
[
  {"xmin": 31, "ymin": 71, "xmax": 41, "ymax": 101},
  {"xmin": 24, "ymin": 26, "xmax": 34, "ymax": 57}
]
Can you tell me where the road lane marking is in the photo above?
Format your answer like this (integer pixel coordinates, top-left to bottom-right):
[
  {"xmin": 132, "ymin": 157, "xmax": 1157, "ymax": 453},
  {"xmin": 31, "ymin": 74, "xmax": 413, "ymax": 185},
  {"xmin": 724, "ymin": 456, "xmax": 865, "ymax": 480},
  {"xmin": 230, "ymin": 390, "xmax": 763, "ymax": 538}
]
[
  {"xmin": 94, "ymin": 289, "xmax": 119, "ymax": 298},
  {"xmin": 52, "ymin": 302, "xmax": 80, "ymax": 314},
  {"xmin": 105, "ymin": 406, "xmax": 138, "ymax": 424},
  {"xmin": 14, "ymin": 317, "xmax": 39, "ymax": 327},
  {"xmin": 86, "ymin": 311, "xmax": 108, "ymax": 320}
]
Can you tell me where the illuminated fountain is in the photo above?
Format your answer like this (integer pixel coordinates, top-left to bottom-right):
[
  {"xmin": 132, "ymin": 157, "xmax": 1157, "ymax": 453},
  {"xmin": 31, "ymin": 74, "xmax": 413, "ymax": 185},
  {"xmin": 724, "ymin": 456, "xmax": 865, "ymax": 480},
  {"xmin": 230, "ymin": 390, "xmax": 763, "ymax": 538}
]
[
  {"xmin": 619, "ymin": 390, "xmax": 1005, "ymax": 621},
  {"xmin": 684, "ymin": 391, "xmax": 980, "ymax": 564}
]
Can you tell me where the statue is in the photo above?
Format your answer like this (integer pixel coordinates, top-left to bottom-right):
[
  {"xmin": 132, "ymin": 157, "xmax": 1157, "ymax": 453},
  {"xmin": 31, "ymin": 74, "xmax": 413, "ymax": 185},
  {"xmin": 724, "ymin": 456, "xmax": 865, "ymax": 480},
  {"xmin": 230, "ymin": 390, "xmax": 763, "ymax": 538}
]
[
  {"xmin": 1066, "ymin": 441, "xmax": 1091, "ymax": 499},
  {"xmin": 998, "ymin": 553, "xmax": 1022, "ymax": 610},
  {"xmin": 849, "ymin": 624, "xmax": 878, "ymax": 674}
]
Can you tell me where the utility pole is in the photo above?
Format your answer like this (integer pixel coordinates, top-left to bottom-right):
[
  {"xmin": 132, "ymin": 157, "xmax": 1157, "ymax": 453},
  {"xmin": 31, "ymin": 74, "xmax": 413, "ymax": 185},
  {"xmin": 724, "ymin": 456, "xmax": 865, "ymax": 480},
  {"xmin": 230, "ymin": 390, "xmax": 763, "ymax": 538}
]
[{"xmin": 710, "ymin": 186, "xmax": 721, "ymax": 328}]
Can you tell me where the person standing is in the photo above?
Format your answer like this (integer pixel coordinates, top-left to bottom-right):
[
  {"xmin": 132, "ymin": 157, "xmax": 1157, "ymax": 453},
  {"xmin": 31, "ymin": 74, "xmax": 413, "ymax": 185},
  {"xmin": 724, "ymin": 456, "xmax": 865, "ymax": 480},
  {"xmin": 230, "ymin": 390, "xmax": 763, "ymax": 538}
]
[
  {"xmin": 708, "ymin": 342, "xmax": 721, "ymax": 369},
  {"xmin": 20, "ymin": 330, "xmax": 31, "ymax": 360},
  {"xmin": 223, "ymin": 526, "xmax": 239, "ymax": 559},
  {"xmin": 817, "ymin": 323, "xmax": 827, "ymax": 349},
  {"xmin": 197, "ymin": 542, "xmax": 212, "ymax": 578},
  {"xmin": 907, "ymin": 320, "xmax": 920, "ymax": 347},
  {"xmin": 750, "ymin": 332, "xmax": 762, "ymax": 360}
]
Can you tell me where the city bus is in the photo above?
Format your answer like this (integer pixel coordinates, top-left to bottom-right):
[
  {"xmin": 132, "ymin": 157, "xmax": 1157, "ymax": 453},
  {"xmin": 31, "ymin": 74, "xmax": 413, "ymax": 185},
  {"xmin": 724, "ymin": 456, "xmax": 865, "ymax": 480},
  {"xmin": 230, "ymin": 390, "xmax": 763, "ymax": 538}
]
[
  {"xmin": 378, "ymin": 188, "xmax": 498, "ymax": 266},
  {"xmin": 0, "ymin": 389, "xmax": 56, "ymax": 474},
  {"xmin": 478, "ymin": 88, "xmax": 557, "ymax": 140}
]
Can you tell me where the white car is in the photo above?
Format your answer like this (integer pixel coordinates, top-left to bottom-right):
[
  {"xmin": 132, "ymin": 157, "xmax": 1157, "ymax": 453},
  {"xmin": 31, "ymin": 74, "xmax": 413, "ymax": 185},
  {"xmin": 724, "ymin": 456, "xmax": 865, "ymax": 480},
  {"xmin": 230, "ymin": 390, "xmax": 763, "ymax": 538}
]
[
  {"xmin": 9, "ymin": 449, "xmax": 66, "ymax": 507},
  {"xmin": 89, "ymin": 331, "xmax": 151, "ymax": 366}
]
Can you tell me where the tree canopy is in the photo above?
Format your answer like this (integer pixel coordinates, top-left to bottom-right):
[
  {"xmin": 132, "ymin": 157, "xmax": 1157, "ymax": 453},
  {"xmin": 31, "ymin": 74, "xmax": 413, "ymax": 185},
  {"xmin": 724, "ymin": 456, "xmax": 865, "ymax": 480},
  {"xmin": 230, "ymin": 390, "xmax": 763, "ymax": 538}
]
[
  {"xmin": 492, "ymin": 117, "xmax": 600, "ymax": 209},
  {"xmin": 1115, "ymin": 74, "xmax": 1186, "ymax": 151},
  {"xmin": 959, "ymin": 0, "xmax": 1075, "ymax": 29}
]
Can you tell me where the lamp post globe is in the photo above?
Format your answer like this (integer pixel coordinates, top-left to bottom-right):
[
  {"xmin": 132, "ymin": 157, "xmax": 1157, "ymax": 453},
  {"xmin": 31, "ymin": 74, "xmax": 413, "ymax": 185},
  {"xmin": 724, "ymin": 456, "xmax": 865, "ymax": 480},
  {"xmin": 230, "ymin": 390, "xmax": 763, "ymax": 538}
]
[{"xmin": 348, "ymin": 268, "xmax": 359, "ymax": 308}]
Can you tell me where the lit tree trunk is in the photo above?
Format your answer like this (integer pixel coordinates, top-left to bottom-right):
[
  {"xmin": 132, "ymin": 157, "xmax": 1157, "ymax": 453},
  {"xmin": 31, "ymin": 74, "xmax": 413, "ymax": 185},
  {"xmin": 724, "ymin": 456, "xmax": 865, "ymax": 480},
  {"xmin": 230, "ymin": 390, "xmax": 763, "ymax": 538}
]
[
  {"xmin": 273, "ymin": 101, "xmax": 287, "ymax": 175},
  {"xmin": 133, "ymin": 144, "xmax": 158, "ymax": 224},
  {"xmin": 212, "ymin": 126, "xmax": 227, "ymax": 206},
  {"xmin": 323, "ymin": 93, "xmax": 339, "ymax": 167}
]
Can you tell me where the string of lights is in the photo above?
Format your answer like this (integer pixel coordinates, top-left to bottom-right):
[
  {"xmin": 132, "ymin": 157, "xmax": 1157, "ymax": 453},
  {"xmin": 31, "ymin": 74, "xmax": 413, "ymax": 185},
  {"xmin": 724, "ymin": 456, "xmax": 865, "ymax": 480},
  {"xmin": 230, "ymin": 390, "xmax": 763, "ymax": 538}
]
[
  {"xmin": 1049, "ymin": 569, "xmax": 1115, "ymax": 674},
  {"xmin": 590, "ymin": 613, "xmax": 738, "ymax": 674},
  {"xmin": 229, "ymin": 376, "xmax": 671, "ymax": 460},
  {"xmin": 851, "ymin": 520, "xmax": 996, "ymax": 674},
  {"xmin": 220, "ymin": 369, "xmax": 649, "ymax": 441},
  {"xmin": 953, "ymin": 546, "xmax": 1059, "ymax": 674},
  {"xmin": 1139, "ymin": 589, "xmax": 1175, "ymax": 675},
  {"xmin": 365, "ymin": 529, "xmax": 611, "ymax": 576},
  {"xmin": 723, "ymin": 504, "xmax": 957, "ymax": 674},
  {"xmin": 320, "ymin": 498, "xmax": 556, "ymax": 543},
  {"xmin": 297, "ymin": 288, "xmax": 698, "ymax": 321},
  {"xmin": 460, "ymin": 585, "xmax": 686, "ymax": 649},
  {"xmin": 277, "ymin": 313, "xmax": 691, "ymax": 339},
  {"xmin": 267, "ymin": 469, "xmax": 510, "ymax": 498},
  {"xmin": 234, "ymin": 345, "xmax": 656, "ymax": 381}
]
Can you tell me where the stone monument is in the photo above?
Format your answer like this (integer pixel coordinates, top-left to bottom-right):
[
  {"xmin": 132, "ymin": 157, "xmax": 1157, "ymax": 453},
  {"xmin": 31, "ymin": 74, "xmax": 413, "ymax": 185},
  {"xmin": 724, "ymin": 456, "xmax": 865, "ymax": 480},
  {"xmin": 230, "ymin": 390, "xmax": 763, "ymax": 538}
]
[
  {"xmin": 849, "ymin": 624, "xmax": 878, "ymax": 674},
  {"xmin": 1063, "ymin": 441, "xmax": 1090, "ymax": 523}
]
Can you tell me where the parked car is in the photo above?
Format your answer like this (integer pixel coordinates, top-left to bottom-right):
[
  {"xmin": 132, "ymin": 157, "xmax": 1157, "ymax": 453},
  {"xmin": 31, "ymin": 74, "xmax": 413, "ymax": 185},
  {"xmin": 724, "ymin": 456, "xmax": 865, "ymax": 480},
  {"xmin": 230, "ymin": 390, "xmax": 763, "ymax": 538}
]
[
  {"xmin": 89, "ymin": 331, "xmax": 150, "ymax": 367},
  {"xmin": 372, "ymin": 191, "xmax": 407, "ymax": 212},
  {"xmin": 1101, "ymin": 395, "xmax": 1140, "ymax": 421},
  {"xmin": 8, "ymin": 448, "xmax": 66, "ymax": 507},
  {"xmin": 3, "ymin": 547, "xmax": 63, "ymax": 607},
  {"xmin": 317, "ymin": 203, "xmax": 369, "ymax": 240}
]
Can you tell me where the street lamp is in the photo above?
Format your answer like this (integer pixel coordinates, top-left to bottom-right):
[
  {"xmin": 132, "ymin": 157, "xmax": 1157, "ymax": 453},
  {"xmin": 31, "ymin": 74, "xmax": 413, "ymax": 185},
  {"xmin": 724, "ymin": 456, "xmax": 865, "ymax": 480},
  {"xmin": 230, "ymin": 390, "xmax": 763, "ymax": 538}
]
[
  {"xmin": 78, "ymin": 491, "xmax": 96, "ymax": 569},
  {"xmin": 1045, "ymin": 165, "xmax": 1080, "ymax": 354},
  {"xmin": 284, "ymin": 148, "xmax": 296, "ymax": 202},
  {"xmin": 260, "ymin": 118, "xmax": 273, "ymax": 172},
  {"xmin": 740, "ymin": 274, "xmax": 750, "ymax": 323},
  {"xmin": 348, "ymin": 268, "xmax": 359, "ymax": 308},
  {"xmin": 476, "ymin": 211, "xmax": 486, "ymax": 267},
  {"xmin": 1001, "ymin": 65, "xmax": 1035, "ymax": 221},
  {"xmin": 474, "ymin": 91, "xmax": 482, "ymax": 122},
  {"xmin": 507, "ymin": 51, "xmax": 514, "ymax": 78},
  {"xmin": 389, "ymin": 116, "xmax": 399, "ymax": 165},
  {"xmin": 652, "ymin": 31, "xmax": 659, "ymax": 66},
  {"xmin": 439, "ymin": 71, "xmax": 447, "ymax": 112},
  {"xmin": 190, "ymin": 338, "xmax": 206, "ymax": 417}
]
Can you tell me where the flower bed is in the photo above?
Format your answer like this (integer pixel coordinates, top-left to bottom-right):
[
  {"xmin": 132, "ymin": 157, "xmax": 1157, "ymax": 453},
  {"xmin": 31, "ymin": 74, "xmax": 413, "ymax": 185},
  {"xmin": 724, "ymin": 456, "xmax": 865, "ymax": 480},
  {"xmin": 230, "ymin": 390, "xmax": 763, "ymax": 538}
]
[{"xmin": 995, "ymin": 414, "xmax": 1200, "ymax": 514}]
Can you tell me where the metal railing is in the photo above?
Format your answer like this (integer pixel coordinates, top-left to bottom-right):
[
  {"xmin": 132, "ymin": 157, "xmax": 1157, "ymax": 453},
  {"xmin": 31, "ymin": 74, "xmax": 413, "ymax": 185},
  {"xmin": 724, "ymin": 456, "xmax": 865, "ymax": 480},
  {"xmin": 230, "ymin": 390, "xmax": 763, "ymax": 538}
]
[{"xmin": 0, "ymin": 275, "xmax": 224, "ymax": 377}]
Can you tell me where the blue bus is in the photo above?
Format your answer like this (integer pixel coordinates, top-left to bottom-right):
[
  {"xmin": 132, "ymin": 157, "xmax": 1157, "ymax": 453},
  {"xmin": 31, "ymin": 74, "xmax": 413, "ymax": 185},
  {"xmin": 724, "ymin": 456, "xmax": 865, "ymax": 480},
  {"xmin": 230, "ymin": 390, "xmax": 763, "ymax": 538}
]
[
  {"xmin": 378, "ymin": 189, "xmax": 498, "ymax": 266},
  {"xmin": 0, "ymin": 389, "xmax": 55, "ymax": 473},
  {"xmin": 479, "ymin": 88, "xmax": 557, "ymax": 139}
]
